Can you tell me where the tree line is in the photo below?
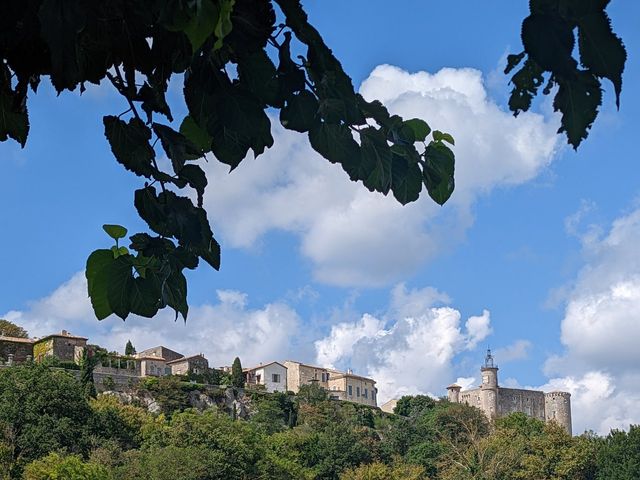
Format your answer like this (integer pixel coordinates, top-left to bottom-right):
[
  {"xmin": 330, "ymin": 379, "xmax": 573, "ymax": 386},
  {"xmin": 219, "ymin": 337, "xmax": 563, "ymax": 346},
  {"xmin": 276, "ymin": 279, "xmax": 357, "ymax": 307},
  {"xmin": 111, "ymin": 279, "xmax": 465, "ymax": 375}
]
[{"xmin": 0, "ymin": 364, "xmax": 638, "ymax": 479}]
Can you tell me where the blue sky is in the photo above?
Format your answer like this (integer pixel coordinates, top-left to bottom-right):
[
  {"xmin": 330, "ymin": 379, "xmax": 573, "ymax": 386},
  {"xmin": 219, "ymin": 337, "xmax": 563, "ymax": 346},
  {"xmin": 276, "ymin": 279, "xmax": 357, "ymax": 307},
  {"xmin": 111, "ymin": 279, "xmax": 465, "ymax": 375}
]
[{"xmin": 2, "ymin": 1, "xmax": 640, "ymax": 434}]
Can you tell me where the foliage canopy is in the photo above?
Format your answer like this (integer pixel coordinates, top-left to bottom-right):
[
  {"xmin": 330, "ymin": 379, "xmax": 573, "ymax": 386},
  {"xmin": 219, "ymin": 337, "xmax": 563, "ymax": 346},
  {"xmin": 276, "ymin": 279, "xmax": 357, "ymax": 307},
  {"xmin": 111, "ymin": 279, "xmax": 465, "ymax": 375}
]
[{"xmin": 0, "ymin": 0, "xmax": 626, "ymax": 321}]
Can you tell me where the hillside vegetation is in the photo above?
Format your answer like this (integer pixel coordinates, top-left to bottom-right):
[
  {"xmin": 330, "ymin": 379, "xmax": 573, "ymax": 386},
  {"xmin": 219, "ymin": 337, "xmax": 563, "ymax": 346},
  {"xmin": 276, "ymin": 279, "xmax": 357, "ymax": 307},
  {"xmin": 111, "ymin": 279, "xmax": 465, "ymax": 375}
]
[{"xmin": 0, "ymin": 365, "xmax": 638, "ymax": 479}]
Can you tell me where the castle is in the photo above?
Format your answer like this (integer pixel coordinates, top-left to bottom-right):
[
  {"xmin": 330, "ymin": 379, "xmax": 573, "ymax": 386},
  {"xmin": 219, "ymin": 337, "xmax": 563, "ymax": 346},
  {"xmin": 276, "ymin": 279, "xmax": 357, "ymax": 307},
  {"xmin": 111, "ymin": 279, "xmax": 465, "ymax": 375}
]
[{"xmin": 447, "ymin": 349, "xmax": 572, "ymax": 434}]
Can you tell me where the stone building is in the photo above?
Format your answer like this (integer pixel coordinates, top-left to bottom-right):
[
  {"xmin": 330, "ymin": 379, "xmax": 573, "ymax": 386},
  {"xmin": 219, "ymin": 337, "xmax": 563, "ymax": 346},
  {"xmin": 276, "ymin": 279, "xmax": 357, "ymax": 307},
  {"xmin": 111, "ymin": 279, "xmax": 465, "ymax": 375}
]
[
  {"xmin": 0, "ymin": 334, "xmax": 34, "ymax": 364},
  {"xmin": 283, "ymin": 360, "xmax": 331, "ymax": 393},
  {"xmin": 327, "ymin": 369, "xmax": 377, "ymax": 407},
  {"xmin": 284, "ymin": 360, "xmax": 377, "ymax": 407},
  {"xmin": 136, "ymin": 345, "xmax": 184, "ymax": 363},
  {"xmin": 244, "ymin": 361, "xmax": 288, "ymax": 392},
  {"xmin": 137, "ymin": 355, "xmax": 171, "ymax": 377},
  {"xmin": 167, "ymin": 354, "xmax": 209, "ymax": 376},
  {"xmin": 447, "ymin": 350, "xmax": 572, "ymax": 434},
  {"xmin": 33, "ymin": 330, "xmax": 87, "ymax": 363}
]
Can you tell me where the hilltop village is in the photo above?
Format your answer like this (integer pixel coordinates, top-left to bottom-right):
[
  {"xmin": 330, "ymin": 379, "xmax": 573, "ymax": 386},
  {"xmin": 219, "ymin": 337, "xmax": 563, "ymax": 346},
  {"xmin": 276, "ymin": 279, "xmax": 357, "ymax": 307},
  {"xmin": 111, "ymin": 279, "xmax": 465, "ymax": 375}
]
[
  {"xmin": 1, "ymin": 327, "xmax": 572, "ymax": 433},
  {"xmin": 0, "ymin": 329, "xmax": 377, "ymax": 408}
]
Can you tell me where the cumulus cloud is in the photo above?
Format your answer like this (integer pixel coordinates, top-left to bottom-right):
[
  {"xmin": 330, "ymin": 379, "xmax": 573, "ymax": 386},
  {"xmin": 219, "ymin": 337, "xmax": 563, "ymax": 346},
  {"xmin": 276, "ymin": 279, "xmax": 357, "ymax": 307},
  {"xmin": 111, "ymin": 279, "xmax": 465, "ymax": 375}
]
[
  {"xmin": 494, "ymin": 339, "xmax": 532, "ymax": 363},
  {"xmin": 542, "ymin": 207, "xmax": 640, "ymax": 434},
  {"xmin": 200, "ymin": 64, "xmax": 559, "ymax": 287},
  {"xmin": 314, "ymin": 287, "xmax": 492, "ymax": 403},
  {"xmin": 4, "ymin": 273, "xmax": 304, "ymax": 368}
]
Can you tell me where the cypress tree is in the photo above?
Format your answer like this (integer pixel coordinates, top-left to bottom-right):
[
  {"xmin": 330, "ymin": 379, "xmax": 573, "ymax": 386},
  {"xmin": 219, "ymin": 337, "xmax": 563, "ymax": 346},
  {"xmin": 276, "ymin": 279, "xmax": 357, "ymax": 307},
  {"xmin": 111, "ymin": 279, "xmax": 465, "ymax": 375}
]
[{"xmin": 231, "ymin": 357, "xmax": 244, "ymax": 388}]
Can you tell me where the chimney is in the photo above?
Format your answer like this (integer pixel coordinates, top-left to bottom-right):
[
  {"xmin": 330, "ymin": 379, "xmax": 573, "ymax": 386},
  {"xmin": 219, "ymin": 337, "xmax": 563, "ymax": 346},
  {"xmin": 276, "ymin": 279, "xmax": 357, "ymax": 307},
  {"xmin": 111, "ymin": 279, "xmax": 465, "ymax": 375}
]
[{"xmin": 61, "ymin": 330, "xmax": 68, "ymax": 336}]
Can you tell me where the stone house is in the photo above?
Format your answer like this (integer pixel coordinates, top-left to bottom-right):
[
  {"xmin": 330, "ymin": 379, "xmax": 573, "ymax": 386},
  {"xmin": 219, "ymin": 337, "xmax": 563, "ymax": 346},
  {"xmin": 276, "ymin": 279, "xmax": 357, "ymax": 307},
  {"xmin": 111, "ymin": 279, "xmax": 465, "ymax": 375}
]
[
  {"xmin": 167, "ymin": 354, "xmax": 209, "ymax": 376},
  {"xmin": 136, "ymin": 345, "xmax": 184, "ymax": 363},
  {"xmin": 137, "ymin": 356, "xmax": 171, "ymax": 377},
  {"xmin": 447, "ymin": 350, "xmax": 572, "ymax": 434},
  {"xmin": 327, "ymin": 370, "xmax": 377, "ymax": 407},
  {"xmin": 284, "ymin": 360, "xmax": 377, "ymax": 407},
  {"xmin": 33, "ymin": 330, "xmax": 87, "ymax": 363},
  {"xmin": 0, "ymin": 334, "xmax": 34, "ymax": 364},
  {"xmin": 283, "ymin": 360, "xmax": 331, "ymax": 393},
  {"xmin": 244, "ymin": 362, "xmax": 288, "ymax": 392}
]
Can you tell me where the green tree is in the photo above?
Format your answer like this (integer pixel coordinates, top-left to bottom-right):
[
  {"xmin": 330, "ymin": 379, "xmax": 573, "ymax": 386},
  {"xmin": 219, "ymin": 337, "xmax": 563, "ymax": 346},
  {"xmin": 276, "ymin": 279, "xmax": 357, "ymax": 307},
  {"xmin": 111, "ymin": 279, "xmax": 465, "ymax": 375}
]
[
  {"xmin": 0, "ymin": 365, "xmax": 91, "ymax": 477},
  {"xmin": 297, "ymin": 382, "xmax": 329, "ymax": 405},
  {"xmin": 231, "ymin": 357, "xmax": 245, "ymax": 388},
  {"xmin": 124, "ymin": 340, "xmax": 136, "ymax": 356},
  {"xmin": 595, "ymin": 425, "xmax": 640, "ymax": 480},
  {"xmin": 22, "ymin": 453, "xmax": 111, "ymax": 480},
  {"xmin": 0, "ymin": 319, "xmax": 27, "ymax": 338},
  {"xmin": 79, "ymin": 348, "xmax": 99, "ymax": 398},
  {"xmin": 394, "ymin": 395, "xmax": 436, "ymax": 417},
  {"xmin": 140, "ymin": 410, "xmax": 263, "ymax": 478},
  {"xmin": 340, "ymin": 461, "xmax": 426, "ymax": 480},
  {"xmin": 88, "ymin": 395, "xmax": 152, "ymax": 450}
]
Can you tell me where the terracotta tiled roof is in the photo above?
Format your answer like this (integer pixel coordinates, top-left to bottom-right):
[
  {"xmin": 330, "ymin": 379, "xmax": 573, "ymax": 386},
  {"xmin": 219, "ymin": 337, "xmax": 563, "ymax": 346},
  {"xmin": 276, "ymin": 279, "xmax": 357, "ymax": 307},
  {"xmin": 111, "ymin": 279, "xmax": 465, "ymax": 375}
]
[
  {"xmin": 243, "ymin": 361, "xmax": 287, "ymax": 372},
  {"xmin": 166, "ymin": 354, "xmax": 207, "ymax": 365},
  {"xmin": 0, "ymin": 335, "xmax": 35, "ymax": 344}
]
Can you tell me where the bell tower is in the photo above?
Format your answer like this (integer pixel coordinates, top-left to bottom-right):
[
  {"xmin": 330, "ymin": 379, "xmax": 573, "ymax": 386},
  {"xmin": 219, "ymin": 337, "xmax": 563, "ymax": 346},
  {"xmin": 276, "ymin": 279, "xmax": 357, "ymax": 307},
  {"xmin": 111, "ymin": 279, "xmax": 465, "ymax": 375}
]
[{"xmin": 480, "ymin": 348, "xmax": 499, "ymax": 419}]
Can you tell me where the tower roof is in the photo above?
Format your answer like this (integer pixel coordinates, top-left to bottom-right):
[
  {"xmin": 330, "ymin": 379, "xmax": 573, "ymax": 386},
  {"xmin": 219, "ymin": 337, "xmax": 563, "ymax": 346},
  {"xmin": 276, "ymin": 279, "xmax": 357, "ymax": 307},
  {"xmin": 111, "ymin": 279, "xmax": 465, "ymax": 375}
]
[{"xmin": 483, "ymin": 348, "xmax": 498, "ymax": 369}]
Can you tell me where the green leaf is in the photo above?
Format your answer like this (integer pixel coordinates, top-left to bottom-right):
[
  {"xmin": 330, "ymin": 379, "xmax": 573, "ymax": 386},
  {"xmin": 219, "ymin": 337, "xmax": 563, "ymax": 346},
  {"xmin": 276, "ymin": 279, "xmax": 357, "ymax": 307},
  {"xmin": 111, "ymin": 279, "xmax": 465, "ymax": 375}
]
[
  {"xmin": 134, "ymin": 187, "xmax": 220, "ymax": 270},
  {"xmin": 505, "ymin": 52, "xmax": 526, "ymax": 75},
  {"xmin": 0, "ymin": 66, "xmax": 29, "ymax": 147},
  {"xmin": 178, "ymin": 164, "xmax": 208, "ymax": 207},
  {"xmin": 183, "ymin": 0, "xmax": 219, "ymax": 52},
  {"xmin": 163, "ymin": 271, "xmax": 189, "ymax": 320},
  {"xmin": 432, "ymin": 130, "xmax": 455, "ymax": 145},
  {"xmin": 103, "ymin": 116, "xmax": 156, "ymax": 178},
  {"xmin": 139, "ymin": 82, "xmax": 173, "ymax": 122},
  {"xmin": 213, "ymin": 0, "xmax": 235, "ymax": 51},
  {"xmin": 578, "ymin": 12, "xmax": 626, "ymax": 108},
  {"xmin": 521, "ymin": 13, "xmax": 577, "ymax": 76},
  {"xmin": 359, "ymin": 127, "xmax": 393, "ymax": 194},
  {"xmin": 103, "ymin": 224, "xmax": 128, "ymax": 240},
  {"xmin": 86, "ymin": 249, "xmax": 115, "ymax": 320},
  {"xmin": 184, "ymin": 59, "xmax": 273, "ymax": 170},
  {"xmin": 403, "ymin": 119, "xmax": 431, "ymax": 142},
  {"xmin": 391, "ymin": 150, "xmax": 422, "ymax": 205},
  {"xmin": 237, "ymin": 50, "xmax": 280, "ymax": 107},
  {"xmin": 107, "ymin": 256, "xmax": 134, "ymax": 320},
  {"xmin": 38, "ymin": 0, "xmax": 87, "ymax": 92},
  {"xmin": 129, "ymin": 275, "xmax": 161, "ymax": 318},
  {"xmin": 180, "ymin": 115, "xmax": 212, "ymax": 152},
  {"xmin": 423, "ymin": 142, "xmax": 455, "ymax": 205},
  {"xmin": 508, "ymin": 58, "xmax": 545, "ymax": 115},
  {"xmin": 554, "ymin": 72, "xmax": 602, "ymax": 149},
  {"xmin": 153, "ymin": 123, "xmax": 203, "ymax": 174},
  {"xmin": 308, "ymin": 122, "xmax": 361, "ymax": 173},
  {"xmin": 111, "ymin": 246, "xmax": 129, "ymax": 258},
  {"xmin": 280, "ymin": 90, "xmax": 319, "ymax": 133}
]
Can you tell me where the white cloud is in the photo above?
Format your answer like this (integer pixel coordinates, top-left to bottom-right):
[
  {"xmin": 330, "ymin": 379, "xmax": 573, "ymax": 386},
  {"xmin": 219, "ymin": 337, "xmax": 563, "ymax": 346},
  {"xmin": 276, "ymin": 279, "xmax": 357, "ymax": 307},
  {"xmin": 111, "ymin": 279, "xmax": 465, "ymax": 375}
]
[
  {"xmin": 494, "ymin": 339, "xmax": 532, "ymax": 363},
  {"xmin": 5, "ymin": 273, "xmax": 499, "ymax": 410},
  {"xmin": 314, "ymin": 286, "xmax": 492, "ymax": 403},
  {"xmin": 199, "ymin": 64, "xmax": 559, "ymax": 287},
  {"xmin": 543, "ymin": 207, "xmax": 640, "ymax": 434},
  {"xmin": 4, "ymin": 273, "xmax": 304, "ymax": 368}
]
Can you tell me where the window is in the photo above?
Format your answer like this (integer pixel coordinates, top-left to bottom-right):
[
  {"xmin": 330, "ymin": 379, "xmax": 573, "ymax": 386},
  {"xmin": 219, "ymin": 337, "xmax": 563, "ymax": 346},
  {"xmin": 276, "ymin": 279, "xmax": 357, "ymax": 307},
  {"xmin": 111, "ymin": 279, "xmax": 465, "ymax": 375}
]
[
  {"xmin": 364, "ymin": 388, "xmax": 368, "ymax": 398},
  {"xmin": 348, "ymin": 385, "xmax": 352, "ymax": 396},
  {"xmin": 356, "ymin": 386, "xmax": 360, "ymax": 397},
  {"xmin": 272, "ymin": 373, "xmax": 281, "ymax": 383}
]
